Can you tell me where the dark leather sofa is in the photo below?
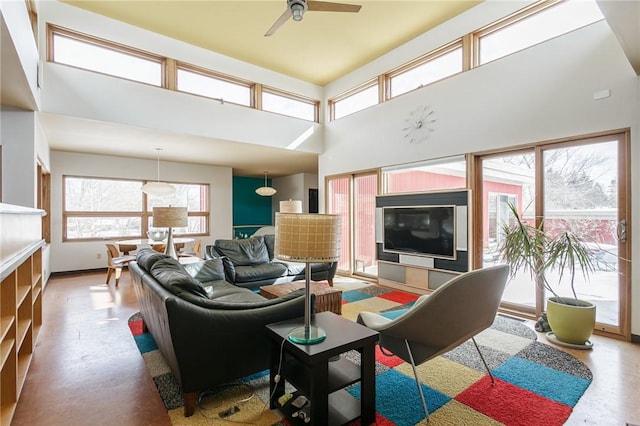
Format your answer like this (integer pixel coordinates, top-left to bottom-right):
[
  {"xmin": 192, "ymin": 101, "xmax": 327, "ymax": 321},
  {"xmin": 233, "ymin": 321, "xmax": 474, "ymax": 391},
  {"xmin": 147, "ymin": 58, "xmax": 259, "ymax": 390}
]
[
  {"xmin": 129, "ymin": 248, "xmax": 307, "ymax": 417},
  {"xmin": 205, "ymin": 234, "xmax": 338, "ymax": 291}
]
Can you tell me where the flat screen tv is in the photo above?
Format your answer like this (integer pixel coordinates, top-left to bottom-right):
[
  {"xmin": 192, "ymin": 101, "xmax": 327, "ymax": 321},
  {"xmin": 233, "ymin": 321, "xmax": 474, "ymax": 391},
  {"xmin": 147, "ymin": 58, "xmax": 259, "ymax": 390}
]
[{"xmin": 383, "ymin": 205, "xmax": 456, "ymax": 260}]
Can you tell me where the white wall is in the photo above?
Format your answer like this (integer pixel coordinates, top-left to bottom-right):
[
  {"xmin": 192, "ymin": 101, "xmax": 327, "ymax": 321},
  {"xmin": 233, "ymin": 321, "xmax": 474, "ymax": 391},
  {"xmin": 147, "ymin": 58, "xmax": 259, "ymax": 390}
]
[
  {"xmin": 320, "ymin": 20, "xmax": 639, "ymax": 334},
  {"xmin": 0, "ymin": 0, "xmax": 41, "ymax": 109},
  {"xmin": 50, "ymin": 151, "xmax": 233, "ymax": 272},
  {"xmin": 1, "ymin": 107, "xmax": 37, "ymax": 207},
  {"xmin": 38, "ymin": 1, "xmax": 325, "ymax": 154},
  {"xmin": 272, "ymin": 172, "xmax": 318, "ymax": 220}
]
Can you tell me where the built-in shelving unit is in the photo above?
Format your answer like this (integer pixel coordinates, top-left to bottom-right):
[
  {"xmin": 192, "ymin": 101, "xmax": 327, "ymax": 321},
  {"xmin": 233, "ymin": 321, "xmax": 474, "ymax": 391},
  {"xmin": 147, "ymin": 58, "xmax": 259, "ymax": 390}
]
[{"xmin": 0, "ymin": 203, "xmax": 44, "ymax": 425}]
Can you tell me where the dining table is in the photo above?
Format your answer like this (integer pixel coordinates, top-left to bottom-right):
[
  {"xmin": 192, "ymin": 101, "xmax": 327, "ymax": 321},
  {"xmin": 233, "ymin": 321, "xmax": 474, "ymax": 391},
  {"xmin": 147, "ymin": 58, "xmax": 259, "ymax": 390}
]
[{"xmin": 117, "ymin": 237, "xmax": 195, "ymax": 254}]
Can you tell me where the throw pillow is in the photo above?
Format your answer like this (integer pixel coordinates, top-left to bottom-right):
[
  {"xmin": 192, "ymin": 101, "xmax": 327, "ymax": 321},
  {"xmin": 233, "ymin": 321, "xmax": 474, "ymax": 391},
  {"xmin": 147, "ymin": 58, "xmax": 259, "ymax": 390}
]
[
  {"xmin": 136, "ymin": 248, "xmax": 170, "ymax": 271},
  {"xmin": 214, "ymin": 236, "xmax": 270, "ymax": 266},
  {"xmin": 263, "ymin": 234, "xmax": 275, "ymax": 260},
  {"xmin": 150, "ymin": 257, "xmax": 209, "ymax": 299},
  {"xmin": 182, "ymin": 258, "xmax": 226, "ymax": 283}
]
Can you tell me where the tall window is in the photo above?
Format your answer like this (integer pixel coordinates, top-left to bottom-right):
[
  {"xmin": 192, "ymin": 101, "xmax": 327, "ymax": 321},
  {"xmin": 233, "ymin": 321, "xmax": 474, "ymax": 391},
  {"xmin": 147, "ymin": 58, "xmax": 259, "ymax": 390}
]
[
  {"xmin": 326, "ymin": 176, "xmax": 351, "ymax": 272},
  {"xmin": 353, "ymin": 173, "xmax": 378, "ymax": 277},
  {"xmin": 480, "ymin": 152, "xmax": 536, "ymax": 310},
  {"xmin": 63, "ymin": 176, "xmax": 209, "ymax": 240}
]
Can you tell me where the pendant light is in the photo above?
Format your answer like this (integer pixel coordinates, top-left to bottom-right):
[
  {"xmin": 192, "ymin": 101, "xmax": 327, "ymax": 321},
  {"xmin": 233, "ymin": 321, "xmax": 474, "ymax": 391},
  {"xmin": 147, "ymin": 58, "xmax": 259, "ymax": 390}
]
[
  {"xmin": 142, "ymin": 148, "xmax": 176, "ymax": 197},
  {"xmin": 255, "ymin": 171, "xmax": 277, "ymax": 196}
]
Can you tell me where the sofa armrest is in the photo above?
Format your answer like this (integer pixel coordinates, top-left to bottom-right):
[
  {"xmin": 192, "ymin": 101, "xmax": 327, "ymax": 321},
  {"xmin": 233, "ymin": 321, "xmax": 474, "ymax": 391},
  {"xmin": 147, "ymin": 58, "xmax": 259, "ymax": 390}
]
[
  {"xmin": 220, "ymin": 256, "xmax": 236, "ymax": 282},
  {"xmin": 164, "ymin": 292, "xmax": 307, "ymax": 394}
]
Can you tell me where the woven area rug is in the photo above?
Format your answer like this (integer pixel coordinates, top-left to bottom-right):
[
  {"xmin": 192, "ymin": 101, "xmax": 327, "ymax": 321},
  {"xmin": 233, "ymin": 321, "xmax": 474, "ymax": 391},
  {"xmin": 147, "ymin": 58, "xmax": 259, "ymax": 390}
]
[{"xmin": 128, "ymin": 278, "xmax": 592, "ymax": 425}]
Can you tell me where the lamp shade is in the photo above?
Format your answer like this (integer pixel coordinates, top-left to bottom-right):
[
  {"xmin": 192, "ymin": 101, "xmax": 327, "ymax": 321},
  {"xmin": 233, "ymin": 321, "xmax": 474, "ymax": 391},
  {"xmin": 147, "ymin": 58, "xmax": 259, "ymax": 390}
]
[
  {"xmin": 256, "ymin": 171, "xmax": 276, "ymax": 196},
  {"xmin": 142, "ymin": 181, "xmax": 176, "ymax": 197},
  {"xmin": 274, "ymin": 213, "xmax": 341, "ymax": 263},
  {"xmin": 280, "ymin": 200, "xmax": 303, "ymax": 213},
  {"xmin": 153, "ymin": 207, "xmax": 188, "ymax": 228},
  {"xmin": 255, "ymin": 186, "xmax": 277, "ymax": 196}
]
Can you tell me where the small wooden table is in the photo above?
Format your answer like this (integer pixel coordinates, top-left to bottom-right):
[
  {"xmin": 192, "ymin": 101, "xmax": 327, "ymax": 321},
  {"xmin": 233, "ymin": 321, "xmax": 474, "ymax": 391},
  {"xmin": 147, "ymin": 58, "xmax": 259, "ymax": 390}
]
[
  {"xmin": 266, "ymin": 312, "xmax": 378, "ymax": 425},
  {"xmin": 260, "ymin": 281, "xmax": 343, "ymax": 315}
]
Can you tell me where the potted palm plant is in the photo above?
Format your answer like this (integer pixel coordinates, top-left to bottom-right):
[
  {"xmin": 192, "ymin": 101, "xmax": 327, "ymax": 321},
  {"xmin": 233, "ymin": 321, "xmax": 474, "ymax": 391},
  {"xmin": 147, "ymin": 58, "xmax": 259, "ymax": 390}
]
[{"xmin": 497, "ymin": 203, "xmax": 597, "ymax": 347}]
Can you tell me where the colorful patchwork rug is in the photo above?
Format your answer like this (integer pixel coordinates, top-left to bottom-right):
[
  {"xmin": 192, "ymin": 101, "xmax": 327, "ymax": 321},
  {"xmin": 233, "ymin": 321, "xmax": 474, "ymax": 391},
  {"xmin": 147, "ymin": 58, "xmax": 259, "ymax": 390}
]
[{"xmin": 128, "ymin": 278, "xmax": 592, "ymax": 425}]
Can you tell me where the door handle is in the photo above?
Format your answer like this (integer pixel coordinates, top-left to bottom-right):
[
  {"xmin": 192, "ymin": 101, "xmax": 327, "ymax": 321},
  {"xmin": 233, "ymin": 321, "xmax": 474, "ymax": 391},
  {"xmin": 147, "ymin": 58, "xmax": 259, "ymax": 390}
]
[{"xmin": 617, "ymin": 219, "xmax": 627, "ymax": 243}]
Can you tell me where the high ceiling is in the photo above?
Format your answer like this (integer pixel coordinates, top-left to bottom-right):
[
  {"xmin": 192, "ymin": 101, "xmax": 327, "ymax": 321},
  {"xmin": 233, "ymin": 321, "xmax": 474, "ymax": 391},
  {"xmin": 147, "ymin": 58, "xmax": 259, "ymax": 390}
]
[
  {"xmin": 61, "ymin": 0, "xmax": 482, "ymax": 86},
  {"xmin": 27, "ymin": 0, "xmax": 482, "ymax": 177},
  {"xmin": 10, "ymin": 1, "xmax": 635, "ymax": 177}
]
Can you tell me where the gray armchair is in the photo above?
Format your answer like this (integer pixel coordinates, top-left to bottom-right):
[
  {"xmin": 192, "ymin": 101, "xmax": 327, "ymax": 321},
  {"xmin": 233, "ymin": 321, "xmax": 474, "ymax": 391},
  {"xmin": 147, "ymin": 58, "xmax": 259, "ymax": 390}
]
[{"xmin": 357, "ymin": 264, "xmax": 510, "ymax": 421}]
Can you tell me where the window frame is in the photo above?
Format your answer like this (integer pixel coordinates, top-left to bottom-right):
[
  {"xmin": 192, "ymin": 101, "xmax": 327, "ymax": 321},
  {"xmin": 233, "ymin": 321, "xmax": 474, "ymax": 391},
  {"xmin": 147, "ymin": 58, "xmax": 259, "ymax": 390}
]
[
  {"xmin": 176, "ymin": 62, "xmax": 255, "ymax": 107},
  {"xmin": 47, "ymin": 24, "xmax": 167, "ymax": 87},
  {"xmin": 327, "ymin": 0, "xmax": 603, "ymax": 116},
  {"xmin": 472, "ymin": 0, "xmax": 601, "ymax": 67},
  {"xmin": 328, "ymin": 78, "xmax": 380, "ymax": 121},
  {"xmin": 260, "ymin": 86, "xmax": 319, "ymax": 122},
  {"xmin": 385, "ymin": 40, "xmax": 463, "ymax": 100},
  {"xmin": 62, "ymin": 175, "xmax": 210, "ymax": 242}
]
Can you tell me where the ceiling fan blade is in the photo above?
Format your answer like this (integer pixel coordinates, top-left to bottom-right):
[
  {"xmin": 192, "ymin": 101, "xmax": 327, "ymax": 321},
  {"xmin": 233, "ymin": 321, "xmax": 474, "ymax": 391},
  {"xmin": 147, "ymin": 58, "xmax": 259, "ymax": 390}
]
[
  {"xmin": 307, "ymin": 1, "xmax": 361, "ymax": 13},
  {"xmin": 265, "ymin": 9, "xmax": 293, "ymax": 36}
]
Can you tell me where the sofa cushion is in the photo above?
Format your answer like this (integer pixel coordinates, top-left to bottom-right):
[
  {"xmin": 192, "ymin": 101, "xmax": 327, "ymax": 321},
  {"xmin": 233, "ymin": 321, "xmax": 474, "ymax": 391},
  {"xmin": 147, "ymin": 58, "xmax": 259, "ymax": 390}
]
[
  {"xmin": 136, "ymin": 248, "xmax": 170, "ymax": 272},
  {"xmin": 276, "ymin": 260, "xmax": 332, "ymax": 276},
  {"xmin": 263, "ymin": 234, "xmax": 275, "ymax": 261},
  {"xmin": 234, "ymin": 263, "xmax": 288, "ymax": 283},
  {"xmin": 214, "ymin": 236, "xmax": 269, "ymax": 266},
  {"xmin": 150, "ymin": 257, "xmax": 210, "ymax": 299},
  {"xmin": 181, "ymin": 288, "xmax": 306, "ymax": 310},
  {"xmin": 182, "ymin": 258, "xmax": 226, "ymax": 284}
]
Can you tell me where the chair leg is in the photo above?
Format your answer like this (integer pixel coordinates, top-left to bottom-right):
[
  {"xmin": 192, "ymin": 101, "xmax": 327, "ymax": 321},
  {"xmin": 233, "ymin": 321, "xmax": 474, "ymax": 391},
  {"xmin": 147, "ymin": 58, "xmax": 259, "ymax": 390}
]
[
  {"xmin": 405, "ymin": 339, "xmax": 429, "ymax": 421},
  {"xmin": 471, "ymin": 337, "xmax": 495, "ymax": 385},
  {"xmin": 106, "ymin": 267, "xmax": 113, "ymax": 284},
  {"xmin": 114, "ymin": 267, "xmax": 122, "ymax": 287}
]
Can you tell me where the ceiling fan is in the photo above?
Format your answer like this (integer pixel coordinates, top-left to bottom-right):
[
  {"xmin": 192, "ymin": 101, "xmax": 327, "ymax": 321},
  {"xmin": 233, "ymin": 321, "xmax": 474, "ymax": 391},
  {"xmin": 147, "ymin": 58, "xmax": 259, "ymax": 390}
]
[{"xmin": 265, "ymin": 0, "xmax": 362, "ymax": 37}]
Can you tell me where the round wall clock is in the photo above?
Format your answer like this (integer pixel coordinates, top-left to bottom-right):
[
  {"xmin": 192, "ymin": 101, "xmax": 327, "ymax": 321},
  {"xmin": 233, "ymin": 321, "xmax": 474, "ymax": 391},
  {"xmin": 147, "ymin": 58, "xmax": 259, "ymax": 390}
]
[{"xmin": 402, "ymin": 105, "xmax": 436, "ymax": 144}]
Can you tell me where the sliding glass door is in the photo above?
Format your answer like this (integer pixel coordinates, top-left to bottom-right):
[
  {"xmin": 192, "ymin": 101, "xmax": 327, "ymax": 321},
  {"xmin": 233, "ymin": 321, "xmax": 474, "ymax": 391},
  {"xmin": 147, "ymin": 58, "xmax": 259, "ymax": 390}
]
[
  {"xmin": 541, "ymin": 137, "xmax": 628, "ymax": 332},
  {"xmin": 476, "ymin": 131, "xmax": 630, "ymax": 338},
  {"xmin": 326, "ymin": 171, "xmax": 378, "ymax": 277}
]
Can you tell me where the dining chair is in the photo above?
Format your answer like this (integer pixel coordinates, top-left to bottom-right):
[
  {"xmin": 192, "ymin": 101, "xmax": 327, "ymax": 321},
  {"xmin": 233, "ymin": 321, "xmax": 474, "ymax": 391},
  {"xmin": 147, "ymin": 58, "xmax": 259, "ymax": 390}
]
[
  {"xmin": 179, "ymin": 239, "xmax": 202, "ymax": 258},
  {"xmin": 152, "ymin": 244, "xmax": 166, "ymax": 253},
  {"xmin": 118, "ymin": 243, "xmax": 137, "ymax": 255},
  {"xmin": 356, "ymin": 264, "xmax": 510, "ymax": 421},
  {"xmin": 105, "ymin": 243, "xmax": 136, "ymax": 287}
]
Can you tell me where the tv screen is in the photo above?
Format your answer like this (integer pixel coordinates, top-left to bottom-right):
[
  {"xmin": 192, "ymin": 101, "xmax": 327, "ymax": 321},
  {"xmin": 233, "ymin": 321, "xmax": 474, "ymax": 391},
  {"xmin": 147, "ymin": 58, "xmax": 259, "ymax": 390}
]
[{"xmin": 383, "ymin": 205, "xmax": 456, "ymax": 260}]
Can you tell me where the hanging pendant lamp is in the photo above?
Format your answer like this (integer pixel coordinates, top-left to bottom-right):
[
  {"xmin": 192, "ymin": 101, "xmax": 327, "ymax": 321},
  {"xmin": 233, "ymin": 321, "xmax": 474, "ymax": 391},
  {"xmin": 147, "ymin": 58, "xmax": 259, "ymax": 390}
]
[
  {"xmin": 255, "ymin": 171, "xmax": 277, "ymax": 196},
  {"xmin": 142, "ymin": 148, "xmax": 176, "ymax": 197}
]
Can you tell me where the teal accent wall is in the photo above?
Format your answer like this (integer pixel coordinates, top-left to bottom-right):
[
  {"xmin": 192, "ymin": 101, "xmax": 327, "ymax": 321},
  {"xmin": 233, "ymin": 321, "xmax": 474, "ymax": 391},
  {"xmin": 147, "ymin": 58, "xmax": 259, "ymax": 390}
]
[{"xmin": 233, "ymin": 176, "xmax": 273, "ymax": 238}]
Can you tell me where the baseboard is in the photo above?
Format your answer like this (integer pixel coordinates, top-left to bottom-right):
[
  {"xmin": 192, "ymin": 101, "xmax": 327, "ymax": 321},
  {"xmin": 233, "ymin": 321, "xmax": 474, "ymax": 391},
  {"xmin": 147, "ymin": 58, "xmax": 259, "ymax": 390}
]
[
  {"xmin": 51, "ymin": 268, "xmax": 106, "ymax": 277},
  {"xmin": 631, "ymin": 334, "xmax": 640, "ymax": 344}
]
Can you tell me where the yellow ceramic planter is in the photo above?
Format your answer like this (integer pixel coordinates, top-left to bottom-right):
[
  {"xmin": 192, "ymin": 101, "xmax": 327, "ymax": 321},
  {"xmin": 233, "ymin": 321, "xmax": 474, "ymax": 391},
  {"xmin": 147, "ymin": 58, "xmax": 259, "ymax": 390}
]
[{"xmin": 546, "ymin": 297, "xmax": 596, "ymax": 345}]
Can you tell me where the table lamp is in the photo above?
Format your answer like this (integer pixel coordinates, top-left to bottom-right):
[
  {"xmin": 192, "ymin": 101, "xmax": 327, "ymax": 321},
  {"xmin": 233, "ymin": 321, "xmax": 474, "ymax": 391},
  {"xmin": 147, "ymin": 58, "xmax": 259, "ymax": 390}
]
[
  {"xmin": 153, "ymin": 206, "xmax": 188, "ymax": 260},
  {"xmin": 274, "ymin": 213, "xmax": 341, "ymax": 344},
  {"xmin": 280, "ymin": 199, "xmax": 303, "ymax": 213}
]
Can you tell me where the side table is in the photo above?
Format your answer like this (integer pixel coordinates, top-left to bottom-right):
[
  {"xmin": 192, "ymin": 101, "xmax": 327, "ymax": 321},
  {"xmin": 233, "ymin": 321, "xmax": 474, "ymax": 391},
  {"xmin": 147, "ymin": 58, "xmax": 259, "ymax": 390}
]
[{"xmin": 266, "ymin": 312, "xmax": 379, "ymax": 425}]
